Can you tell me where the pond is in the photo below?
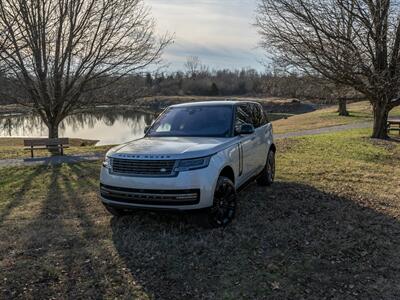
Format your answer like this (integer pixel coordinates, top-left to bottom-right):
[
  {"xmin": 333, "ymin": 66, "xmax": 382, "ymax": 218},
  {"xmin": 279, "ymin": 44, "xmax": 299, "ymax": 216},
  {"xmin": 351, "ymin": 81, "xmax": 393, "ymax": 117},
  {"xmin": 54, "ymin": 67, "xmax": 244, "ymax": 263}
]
[
  {"xmin": 0, "ymin": 108, "xmax": 289, "ymax": 145},
  {"xmin": 0, "ymin": 108, "xmax": 157, "ymax": 146}
]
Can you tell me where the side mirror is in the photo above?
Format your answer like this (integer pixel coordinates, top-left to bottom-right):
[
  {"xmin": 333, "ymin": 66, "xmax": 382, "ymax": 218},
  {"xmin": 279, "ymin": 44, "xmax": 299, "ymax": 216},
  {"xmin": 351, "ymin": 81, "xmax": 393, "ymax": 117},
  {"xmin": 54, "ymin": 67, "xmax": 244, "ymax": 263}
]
[
  {"xmin": 238, "ymin": 123, "xmax": 255, "ymax": 135},
  {"xmin": 144, "ymin": 125, "xmax": 151, "ymax": 134}
]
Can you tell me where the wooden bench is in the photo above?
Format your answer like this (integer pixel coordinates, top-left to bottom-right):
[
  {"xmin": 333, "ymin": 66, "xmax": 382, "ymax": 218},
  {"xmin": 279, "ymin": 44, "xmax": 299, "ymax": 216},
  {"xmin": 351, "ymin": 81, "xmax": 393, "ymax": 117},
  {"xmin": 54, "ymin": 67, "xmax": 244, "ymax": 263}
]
[
  {"xmin": 388, "ymin": 119, "xmax": 400, "ymax": 136},
  {"xmin": 24, "ymin": 138, "xmax": 70, "ymax": 158}
]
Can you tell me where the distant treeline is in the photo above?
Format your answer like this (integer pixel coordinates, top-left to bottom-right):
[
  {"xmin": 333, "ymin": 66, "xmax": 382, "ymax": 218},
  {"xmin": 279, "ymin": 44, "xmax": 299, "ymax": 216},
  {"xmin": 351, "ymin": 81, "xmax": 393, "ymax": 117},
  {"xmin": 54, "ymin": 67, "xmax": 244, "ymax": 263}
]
[
  {"xmin": 0, "ymin": 68, "xmax": 359, "ymax": 105},
  {"xmin": 142, "ymin": 70, "xmax": 337, "ymax": 98},
  {"xmin": 95, "ymin": 69, "xmax": 351, "ymax": 104}
]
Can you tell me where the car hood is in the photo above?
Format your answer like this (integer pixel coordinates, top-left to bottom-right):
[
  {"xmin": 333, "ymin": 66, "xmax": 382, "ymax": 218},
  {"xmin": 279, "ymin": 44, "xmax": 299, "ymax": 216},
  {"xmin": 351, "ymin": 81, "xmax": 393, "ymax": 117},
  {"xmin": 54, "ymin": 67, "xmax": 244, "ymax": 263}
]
[{"xmin": 107, "ymin": 136, "xmax": 237, "ymax": 160}]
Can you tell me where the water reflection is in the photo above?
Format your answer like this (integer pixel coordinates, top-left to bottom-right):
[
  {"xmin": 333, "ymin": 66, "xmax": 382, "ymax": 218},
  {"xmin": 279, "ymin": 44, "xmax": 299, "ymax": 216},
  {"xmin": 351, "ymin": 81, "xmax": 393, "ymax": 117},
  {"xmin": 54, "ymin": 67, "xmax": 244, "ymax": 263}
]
[
  {"xmin": 0, "ymin": 108, "xmax": 156, "ymax": 146},
  {"xmin": 0, "ymin": 108, "xmax": 288, "ymax": 146}
]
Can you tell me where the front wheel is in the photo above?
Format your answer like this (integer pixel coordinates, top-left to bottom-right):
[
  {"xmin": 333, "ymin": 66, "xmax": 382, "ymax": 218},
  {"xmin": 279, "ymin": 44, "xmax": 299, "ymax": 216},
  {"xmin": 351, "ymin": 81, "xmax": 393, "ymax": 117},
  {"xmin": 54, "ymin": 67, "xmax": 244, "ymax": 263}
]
[
  {"xmin": 257, "ymin": 149, "xmax": 275, "ymax": 186},
  {"xmin": 200, "ymin": 176, "xmax": 237, "ymax": 228}
]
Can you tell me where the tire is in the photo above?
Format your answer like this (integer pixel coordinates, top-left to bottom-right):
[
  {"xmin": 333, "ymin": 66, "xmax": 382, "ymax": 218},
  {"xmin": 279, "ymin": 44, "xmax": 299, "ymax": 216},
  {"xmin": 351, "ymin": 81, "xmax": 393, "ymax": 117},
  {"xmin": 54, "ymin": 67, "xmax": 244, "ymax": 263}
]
[
  {"xmin": 199, "ymin": 176, "xmax": 237, "ymax": 228},
  {"xmin": 103, "ymin": 204, "xmax": 129, "ymax": 217},
  {"xmin": 257, "ymin": 149, "xmax": 276, "ymax": 186}
]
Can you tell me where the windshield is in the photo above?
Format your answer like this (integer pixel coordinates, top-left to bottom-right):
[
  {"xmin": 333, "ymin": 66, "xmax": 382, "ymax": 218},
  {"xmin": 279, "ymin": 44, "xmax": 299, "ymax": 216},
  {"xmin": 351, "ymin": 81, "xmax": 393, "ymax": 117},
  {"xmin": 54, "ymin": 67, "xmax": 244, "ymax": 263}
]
[{"xmin": 147, "ymin": 106, "xmax": 233, "ymax": 137}]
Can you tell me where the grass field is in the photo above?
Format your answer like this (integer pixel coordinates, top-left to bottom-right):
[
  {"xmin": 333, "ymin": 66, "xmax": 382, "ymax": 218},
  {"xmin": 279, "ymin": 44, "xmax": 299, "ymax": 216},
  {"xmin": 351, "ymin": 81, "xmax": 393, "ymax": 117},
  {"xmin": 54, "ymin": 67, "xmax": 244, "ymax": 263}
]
[
  {"xmin": 272, "ymin": 101, "xmax": 400, "ymax": 134},
  {"xmin": 1, "ymin": 128, "xmax": 399, "ymax": 299}
]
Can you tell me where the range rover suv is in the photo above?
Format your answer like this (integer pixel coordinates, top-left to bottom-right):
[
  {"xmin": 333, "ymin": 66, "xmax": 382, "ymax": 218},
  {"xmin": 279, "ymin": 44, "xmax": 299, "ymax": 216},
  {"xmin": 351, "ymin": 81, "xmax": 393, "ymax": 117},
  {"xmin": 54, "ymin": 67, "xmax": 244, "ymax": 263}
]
[{"xmin": 100, "ymin": 101, "xmax": 276, "ymax": 227}]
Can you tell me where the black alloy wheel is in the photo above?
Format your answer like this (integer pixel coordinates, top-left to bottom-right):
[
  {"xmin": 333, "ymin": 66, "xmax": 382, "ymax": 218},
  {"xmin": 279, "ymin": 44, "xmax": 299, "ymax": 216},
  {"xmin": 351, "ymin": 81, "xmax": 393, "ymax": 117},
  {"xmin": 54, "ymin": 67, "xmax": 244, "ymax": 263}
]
[{"xmin": 207, "ymin": 176, "xmax": 237, "ymax": 228}]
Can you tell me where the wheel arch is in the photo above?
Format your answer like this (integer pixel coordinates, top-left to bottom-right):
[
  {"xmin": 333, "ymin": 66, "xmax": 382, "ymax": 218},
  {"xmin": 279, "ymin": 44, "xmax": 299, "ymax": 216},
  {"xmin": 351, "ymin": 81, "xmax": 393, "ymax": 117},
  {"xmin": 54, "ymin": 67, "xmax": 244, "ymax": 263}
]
[
  {"xmin": 219, "ymin": 165, "xmax": 235, "ymax": 184},
  {"xmin": 269, "ymin": 143, "xmax": 276, "ymax": 153}
]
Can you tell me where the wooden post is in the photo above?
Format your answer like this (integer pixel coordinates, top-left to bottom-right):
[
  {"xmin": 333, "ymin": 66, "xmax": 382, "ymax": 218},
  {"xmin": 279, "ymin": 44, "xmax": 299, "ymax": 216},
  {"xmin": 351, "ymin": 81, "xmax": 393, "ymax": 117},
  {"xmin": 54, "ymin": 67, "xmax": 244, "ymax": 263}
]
[
  {"xmin": 31, "ymin": 146, "xmax": 34, "ymax": 158},
  {"xmin": 60, "ymin": 144, "xmax": 64, "ymax": 156}
]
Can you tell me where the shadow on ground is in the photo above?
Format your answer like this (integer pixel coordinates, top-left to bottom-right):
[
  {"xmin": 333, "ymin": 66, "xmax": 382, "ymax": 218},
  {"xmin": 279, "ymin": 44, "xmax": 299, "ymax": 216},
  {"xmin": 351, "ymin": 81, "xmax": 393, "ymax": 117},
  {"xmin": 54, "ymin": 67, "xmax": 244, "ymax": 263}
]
[
  {"xmin": 110, "ymin": 181, "xmax": 400, "ymax": 299},
  {"xmin": 1, "ymin": 164, "xmax": 400, "ymax": 299}
]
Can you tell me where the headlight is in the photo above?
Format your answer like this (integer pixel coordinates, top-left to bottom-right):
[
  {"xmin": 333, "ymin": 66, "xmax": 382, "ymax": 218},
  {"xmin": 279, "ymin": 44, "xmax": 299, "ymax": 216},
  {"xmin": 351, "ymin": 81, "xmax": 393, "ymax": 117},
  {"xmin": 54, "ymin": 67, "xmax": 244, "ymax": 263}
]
[
  {"xmin": 175, "ymin": 156, "xmax": 211, "ymax": 172},
  {"xmin": 102, "ymin": 156, "xmax": 112, "ymax": 169}
]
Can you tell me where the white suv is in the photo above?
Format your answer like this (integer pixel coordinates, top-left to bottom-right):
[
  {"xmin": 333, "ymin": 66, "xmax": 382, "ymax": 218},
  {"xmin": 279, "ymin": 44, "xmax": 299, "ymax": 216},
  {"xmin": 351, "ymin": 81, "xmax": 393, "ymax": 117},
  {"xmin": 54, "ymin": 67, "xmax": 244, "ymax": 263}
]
[{"xmin": 100, "ymin": 101, "xmax": 276, "ymax": 227}]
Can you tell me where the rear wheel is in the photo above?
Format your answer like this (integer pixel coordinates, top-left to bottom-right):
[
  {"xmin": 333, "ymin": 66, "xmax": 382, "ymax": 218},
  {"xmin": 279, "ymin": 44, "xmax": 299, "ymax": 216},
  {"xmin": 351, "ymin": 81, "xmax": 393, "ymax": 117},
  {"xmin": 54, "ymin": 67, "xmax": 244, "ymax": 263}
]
[
  {"xmin": 257, "ymin": 149, "xmax": 275, "ymax": 186},
  {"xmin": 103, "ymin": 204, "xmax": 129, "ymax": 217},
  {"xmin": 201, "ymin": 176, "xmax": 237, "ymax": 228}
]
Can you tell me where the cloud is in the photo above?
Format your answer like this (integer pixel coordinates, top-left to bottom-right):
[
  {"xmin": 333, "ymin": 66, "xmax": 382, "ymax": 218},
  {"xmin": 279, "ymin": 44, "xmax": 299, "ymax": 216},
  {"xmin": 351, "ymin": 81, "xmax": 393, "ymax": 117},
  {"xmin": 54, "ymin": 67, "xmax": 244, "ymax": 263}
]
[
  {"xmin": 163, "ymin": 40, "xmax": 264, "ymax": 70},
  {"xmin": 147, "ymin": 0, "xmax": 263, "ymax": 71}
]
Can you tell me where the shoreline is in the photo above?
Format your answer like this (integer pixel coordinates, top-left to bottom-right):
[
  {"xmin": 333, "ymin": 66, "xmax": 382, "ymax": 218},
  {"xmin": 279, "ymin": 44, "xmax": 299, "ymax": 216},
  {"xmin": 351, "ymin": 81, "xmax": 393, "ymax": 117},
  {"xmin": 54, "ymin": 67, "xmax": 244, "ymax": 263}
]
[{"xmin": 0, "ymin": 96, "xmax": 318, "ymax": 116}]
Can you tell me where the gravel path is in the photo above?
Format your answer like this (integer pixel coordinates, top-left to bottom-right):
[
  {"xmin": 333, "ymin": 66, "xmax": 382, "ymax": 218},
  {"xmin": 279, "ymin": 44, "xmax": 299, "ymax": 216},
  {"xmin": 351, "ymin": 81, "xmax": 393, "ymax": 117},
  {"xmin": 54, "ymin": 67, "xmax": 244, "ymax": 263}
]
[{"xmin": 0, "ymin": 122, "xmax": 371, "ymax": 168}]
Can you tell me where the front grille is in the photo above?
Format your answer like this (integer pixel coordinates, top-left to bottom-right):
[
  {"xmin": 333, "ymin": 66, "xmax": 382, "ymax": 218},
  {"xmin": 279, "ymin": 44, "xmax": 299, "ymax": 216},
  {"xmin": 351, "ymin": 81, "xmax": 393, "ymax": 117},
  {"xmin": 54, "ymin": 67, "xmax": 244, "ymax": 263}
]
[
  {"xmin": 111, "ymin": 158, "xmax": 176, "ymax": 176},
  {"xmin": 100, "ymin": 184, "xmax": 200, "ymax": 206}
]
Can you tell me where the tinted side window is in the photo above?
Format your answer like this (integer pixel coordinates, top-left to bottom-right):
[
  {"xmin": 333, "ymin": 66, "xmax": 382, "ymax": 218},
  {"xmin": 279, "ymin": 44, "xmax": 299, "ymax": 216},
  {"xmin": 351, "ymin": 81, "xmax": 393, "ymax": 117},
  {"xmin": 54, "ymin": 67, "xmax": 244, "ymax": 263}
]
[
  {"xmin": 235, "ymin": 103, "xmax": 253, "ymax": 133},
  {"xmin": 263, "ymin": 110, "xmax": 270, "ymax": 125},
  {"xmin": 256, "ymin": 104, "xmax": 269, "ymax": 126},
  {"xmin": 251, "ymin": 103, "xmax": 265, "ymax": 128}
]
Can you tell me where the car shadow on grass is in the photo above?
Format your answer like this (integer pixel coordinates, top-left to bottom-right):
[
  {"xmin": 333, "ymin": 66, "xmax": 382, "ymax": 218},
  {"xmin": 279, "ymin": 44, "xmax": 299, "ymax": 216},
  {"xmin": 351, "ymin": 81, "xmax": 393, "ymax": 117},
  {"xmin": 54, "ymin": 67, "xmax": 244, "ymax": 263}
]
[
  {"xmin": 110, "ymin": 181, "xmax": 400, "ymax": 299},
  {"xmin": 2, "ymin": 164, "xmax": 400, "ymax": 299}
]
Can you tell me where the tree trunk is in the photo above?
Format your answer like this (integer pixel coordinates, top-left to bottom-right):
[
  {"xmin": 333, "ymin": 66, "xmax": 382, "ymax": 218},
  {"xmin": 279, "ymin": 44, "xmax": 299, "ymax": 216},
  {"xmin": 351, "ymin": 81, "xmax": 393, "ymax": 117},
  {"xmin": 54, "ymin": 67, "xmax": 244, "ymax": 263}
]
[
  {"xmin": 338, "ymin": 98, "xmax": 349, "ymax": 116},
  {"xmin": 371, "ymin": 102, "xmax": 389, "ymax": 139},
  {"xmin": 48, "ymin": 122, "xmax": 59, "ymax": 139}
]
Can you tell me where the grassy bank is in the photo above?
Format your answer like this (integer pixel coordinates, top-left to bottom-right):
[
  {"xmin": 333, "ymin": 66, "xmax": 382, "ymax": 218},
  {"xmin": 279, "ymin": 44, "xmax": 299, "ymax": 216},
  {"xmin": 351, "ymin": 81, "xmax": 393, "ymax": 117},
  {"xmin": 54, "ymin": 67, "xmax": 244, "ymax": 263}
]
[
  {"xmin": 133, "ymin": 96, "xmax": 316, "ymax": 115},
  {"xmin": 1, "ymin": 128, "xmax": 399, "ymax": 298},
  {"xmin": 272, "ymin": 101, "xmax": 400, "ymax": 134},
  {"xmin": 0, "ymin": 96, "xmax": 314, "ymax": 115}
]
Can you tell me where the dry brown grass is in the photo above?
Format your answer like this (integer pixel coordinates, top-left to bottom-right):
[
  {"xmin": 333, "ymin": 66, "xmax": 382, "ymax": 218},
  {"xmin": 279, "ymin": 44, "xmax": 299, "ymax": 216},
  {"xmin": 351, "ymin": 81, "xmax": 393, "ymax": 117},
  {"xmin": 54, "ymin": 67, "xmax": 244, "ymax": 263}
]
[
  {"xmin": 272, "ymin": 101, "xmax": 400, "ymax": 134},
  {"xmin": 1, "ymin": 128, "xmax": 400, "ymax": 298}
]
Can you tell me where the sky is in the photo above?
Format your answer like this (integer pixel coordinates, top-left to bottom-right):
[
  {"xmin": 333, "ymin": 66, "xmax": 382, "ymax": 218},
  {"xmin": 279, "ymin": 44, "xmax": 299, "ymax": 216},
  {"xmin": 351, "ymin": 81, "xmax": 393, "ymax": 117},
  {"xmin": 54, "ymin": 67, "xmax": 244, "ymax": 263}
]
[{"xmin": 146, "ymin": 0, "xmax": 265, "ymax": 72}]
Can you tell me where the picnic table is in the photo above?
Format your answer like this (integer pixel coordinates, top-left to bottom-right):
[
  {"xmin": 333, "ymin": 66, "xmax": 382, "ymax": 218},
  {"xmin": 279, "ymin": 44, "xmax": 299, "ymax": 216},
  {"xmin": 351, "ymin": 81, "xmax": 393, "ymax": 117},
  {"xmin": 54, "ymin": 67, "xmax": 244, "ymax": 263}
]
[{"xmin": 388, "ymin": 118, "xmax": 400, "ymax": 135}]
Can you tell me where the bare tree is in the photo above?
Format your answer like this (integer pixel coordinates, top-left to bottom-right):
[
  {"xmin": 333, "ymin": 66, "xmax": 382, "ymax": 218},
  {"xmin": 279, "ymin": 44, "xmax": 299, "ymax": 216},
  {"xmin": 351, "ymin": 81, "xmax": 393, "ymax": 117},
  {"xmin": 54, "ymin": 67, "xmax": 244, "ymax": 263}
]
[
  {"xmin": 256, "ymin": 0, "xmax": 400, "ymax": 139},
  {"xmin": 184, "ymin": 56, "xmax": 201, "ymax": 77},
  {"xmin": 0, "ymin": 0, "xmax": 171, "ymax": 138}
]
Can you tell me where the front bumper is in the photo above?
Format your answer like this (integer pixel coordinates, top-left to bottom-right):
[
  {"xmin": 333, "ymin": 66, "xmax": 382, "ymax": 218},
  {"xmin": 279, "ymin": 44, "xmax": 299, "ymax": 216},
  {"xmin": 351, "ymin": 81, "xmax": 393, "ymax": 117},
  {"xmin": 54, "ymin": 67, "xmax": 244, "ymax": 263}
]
[
  {"xmin": 99, "ymin": 162, "xmax": 220, "ymax": 211},
  {"xmin": 100, "ymin": 183, "xmax": 200, "ymax": 206}
]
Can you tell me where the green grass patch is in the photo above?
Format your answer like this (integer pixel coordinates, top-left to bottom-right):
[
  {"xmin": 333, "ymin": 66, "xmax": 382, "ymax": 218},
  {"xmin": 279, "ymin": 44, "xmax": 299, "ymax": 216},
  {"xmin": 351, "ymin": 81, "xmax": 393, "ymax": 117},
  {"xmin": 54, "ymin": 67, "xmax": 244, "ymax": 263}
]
[{"xmin": 277, "ymin": 128, "xmax": 400, "ymax": 201}]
